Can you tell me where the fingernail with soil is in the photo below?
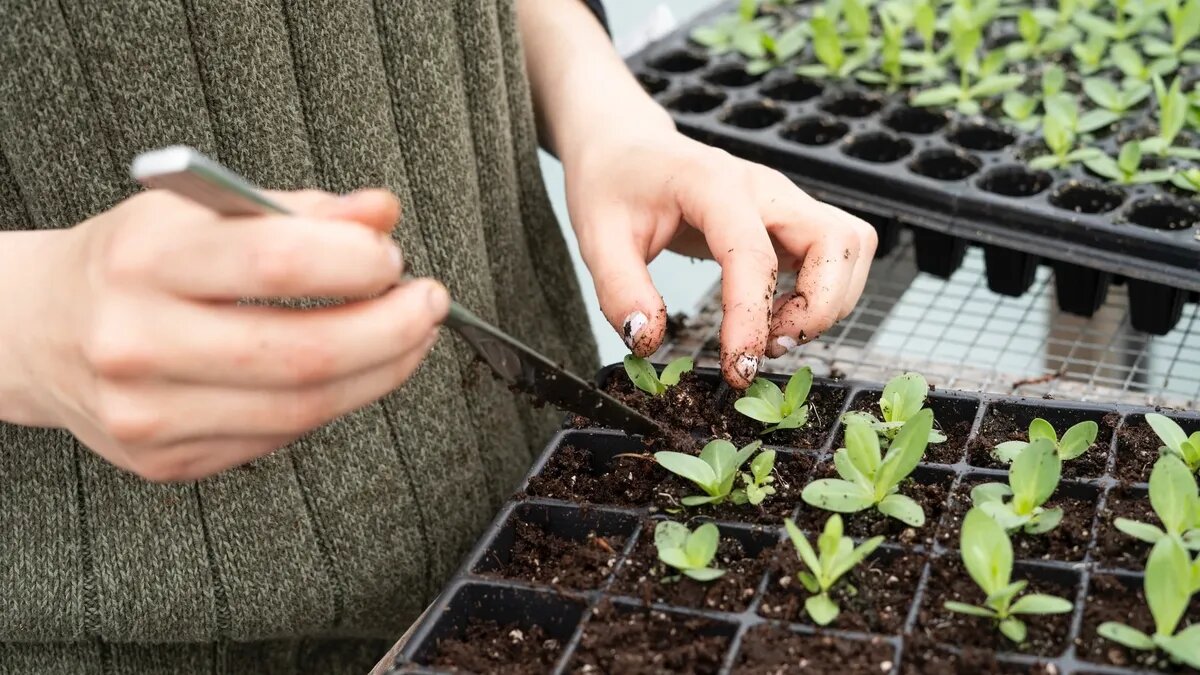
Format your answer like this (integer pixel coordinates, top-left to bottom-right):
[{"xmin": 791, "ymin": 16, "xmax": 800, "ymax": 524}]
[
  {"xmin": 736, "ymin": 353, "xmax": 760, "ymax": 383},
  {"xmin": 774, "ymin": 336, "xmax": 798, "ymax": 353},
  {"xmin": 622, "ymin": 311, "xmax": 648, "ymax": 350}
]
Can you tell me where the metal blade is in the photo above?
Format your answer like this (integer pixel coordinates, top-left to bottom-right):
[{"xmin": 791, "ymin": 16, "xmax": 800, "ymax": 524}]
[{"xmin": 129, "ymin": 145, "xmax": 662, "ymax": 436}]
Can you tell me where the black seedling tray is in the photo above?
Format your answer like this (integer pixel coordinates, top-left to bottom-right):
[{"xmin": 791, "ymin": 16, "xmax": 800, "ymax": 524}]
[
  {"xmin": 626, "ymin": 1, "xmax": 1200, "ymax": 335},
  {"xmin": 387, "ymin": 366, "xmax": 1200, "ymax": 674}
]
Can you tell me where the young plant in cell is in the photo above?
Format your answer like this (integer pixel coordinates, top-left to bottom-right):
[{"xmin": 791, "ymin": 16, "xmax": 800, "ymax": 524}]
[
  {"xmin": 1084, "ymin": 77, "xmax": 1152, "ymax": 117},
  {"xmin": 654, "ymin": 521, "xmax": 726, "ymax": 582},
  {"xmin": 1141, "ymin": 76, "xmax": 1200, "ymax": 159},
  {"xmin": 1027, "ymin": 95, "xmax": 1105, "ymax": 170},
  {"xmin": 842, "ymin": 372, "xmax": 946, "ymax": 446},
  {"xmin": 898, "ymin": 0, "xmax": 947, "ymax": 79},
  {"xmin": 1002, "ymin": 92, "xmax": 1041, "ymax": 132},
  {"xmin": 1170, "ymin": 167, "xmax": 1200, "ymax": 193},
  {"xmin": 1071, "ymin": 32, "xmax": 1109, "ymax": 75},
  {"xmin": 1005, "ymin": 8, "xmax": 1079, "ymax": 60},
  {"xmin": 944, "ymin": 508, "xmax": 1074, "ymax": 643},
  {"xmin": 1110, "ymin": 43, "xmax": 1178, "ymax": 87},
  {"xmin": 691, "ymin": 0, "xmax": 778, "ymax": 59},
  {"xmin": 1098, "ymin": 536, "xmax": 1200, "ymax": 668},
  {"xmin": 1114, "ymin": 454, "xmax": 1200, "ymax": 551},
  {"xmin": 1073, "ymin": 0, "xmax": 1164, "ymax": 42},
  {"xmin": 911, "ymin": 9, "xmax": 1022, "ymax": 115},
  {"xmin": 1084, "ymin": 141, "xmax": 1175, "ymax": 185},
  {"xmin": 733, "ymin": 448, "xmax": 777, "ymax": 506},
  {"xmin": 746, "ymin": 23, "xmax": 809, "ymax": 75},
  {"xmin": 782, "ymin": 515, "xmax": 884, "ymax": 625},
  {"xmin": 735, "ymin": 367, "xmax": 813, "ymax": 434},
  {"xmin": 623, "ymin": 355, "xmax": 693, "ymax": 396},
  {"xmin": 972, "ymin": 440, "xmax": 1064, "ymax": 534},
  {"xmin": 992, "ymin": 417, "xmax": 1099, "ymax": 464},
  {"xmin": 857, "ymin": 3, "xmax": 922, "ymax": 89},
  {"xmin": 1145, "ymin": 412, "xmax": 1200, "ymax": 473},
  {"xmin": 655, "ymin": 440, "xmax": 763, "ymax": 506},
  {"xmin": 795, "ymin": 8, "xmax": 873, "ymax": 80},
  {"xmin": 802, "ymin": 409, "xmax": 933, "ymax": 527},
  {"xmin": 1143, "ymin": 0, "xmax": 1200, "ymax": 64}
]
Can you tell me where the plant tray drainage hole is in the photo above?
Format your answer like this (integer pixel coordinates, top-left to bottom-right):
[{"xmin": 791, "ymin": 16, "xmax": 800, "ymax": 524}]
[
  {"xmin": 842, "ymin": 131, "xmax": 913, "ymax": 163},
  {"xmin": 636, "ymin": 72, "xmax": 668, "ymax": 95},
  {"xmin": 882, "ymin": 106, "xmax": 948, "ymax": 134},
  {"xmin": 978, "ymin": 165, "xmax": 1053, "ymax": 197},
  {"xmin": 1048, "ymin": 181, "xmax": 1125, "ymax": 214},
  {"xmin": 819, "ymin": 91, "xmax": 883, "ymax": 118},
  {"xmin": 1125, "ymin": 197, "xmax": 1200, "ymax": 230},
  {"xmin": 781, "ymin": 115, "xmax": 849, "ymax": 146},
  {"xmin": 703, "ymin": 64, "xmax": 762, "ymax": 88},
  {"xmin": 720, "ymin": 101, "xmax": 785, "ymax": 129},
  {"xmin": 663, "ymin": 87, "xmax": 727, "ymax": 114},
  {"xmin": 947, "ymin": 121, "xmax": 1016, "ymax": 151},
  {"xmin": 760, "ymin": 76, "xmax": 824, "ymax": 102},
  {"xmin": 908, "ymin": 148, "xmax": 981, "ymax": 181},
  {"xmin": 647, "ymin": 49, "xmax": 707, "ymax": 74}
]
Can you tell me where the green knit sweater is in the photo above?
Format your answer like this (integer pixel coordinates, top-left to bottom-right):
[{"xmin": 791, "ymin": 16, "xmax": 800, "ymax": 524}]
[{"xmin": 0, "ymin": 1, "xmax": 598, "ymax": 672}]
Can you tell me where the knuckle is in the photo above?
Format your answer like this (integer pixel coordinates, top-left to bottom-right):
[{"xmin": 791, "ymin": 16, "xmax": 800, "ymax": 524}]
[
  {"xmin": 101, "ymin": 223, "xmax": 158, "ymax": 283},
  {"xmin": 132, "ymin": 456, "xmax": 190, "ymax": 483},
  {"xmin": 95, "ymin": 390, "xmax": 161, "ymax": 444},
  {"xmin": 279, "ymin": 390, "xmax": 334, "ymax": 431},
  {"xmin": 249, "ymin": 238, "xmax": 307, "ymax": 293},
  {"xmin": 84, "ymin": 319, "xmax": 153, "ymax": 379},
  {"xmin": 743, "ymin": 246, "xmax": 778, "ymax": 270},
  {"xmin": 282, "ymin": 337, "xmax": 339, "ymax": 386}
]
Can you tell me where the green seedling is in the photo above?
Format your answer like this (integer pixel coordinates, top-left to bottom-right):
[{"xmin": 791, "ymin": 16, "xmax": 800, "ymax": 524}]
[
  {"xmin": 1071, "ymin": 32, "xmax": 1109, "ymax": 75},
  {"xmin": 857, "ymin": 3, "xmax": 921, "ymax": 89},
  {"xmin": 795, "ymin": 9, "xmax": 874, "ymax": 80},
  {"xmin": 1110, "ymin": 43, "xmax": 1178, "ymax": 87},
  {"xmin": 839, "ymin": 0, "xmax": 874, "ymax": 47},
  {"xmin": 654, "ymin": 521, "xmax": 726, "ymax": 582},
  {"xmin": 1005, "ymin": 8, "xmax": 1079, "ymax": 60},
  {"xmin": 802, "ymin": 409, "xmax": 933, "ymax": 527},
  {"xmin": 1084, "ymin": 77, "xmax": 1152, "ymax": 115},
  {"xmin": 655, "ymin": 440, "xmax": 763, "ymax": 506},
  {"xmin": 1170, "ymin": 167, "xmax": 1200, "ymax": 192},
  {"xmin": 735, "ymin": 367, "xmax": 813, "ymax": 434},
  {"xmin": 1073, "ymin": 0, "xmax": 1163, "ymax": 42},
  {"xmin": 992, "ymin": 417, "xmax": 1100, "ymax": 464},
  {"xmin": 1143, "ymin": 0, "xmax": 1200, "ymax": 64},
  {"xmin": 944, "ymin": 508, "xmax": 1074, "ymax": 643},
  {"xmin": 898, "ymin": 0, "xmax": 948, "ymax": 79},
  {"xmin": 1114, "ymin": 454, "xmax": 1200, "ymax": 551},
  {"xmin": 746, "ymin": 23, "xmax": 809, "ymax": 75},
  {"xmin": 1084, "ymin": 141, "xmax": 1174, "ymax": 185},
  {"xmin": 1098, "ymin": 536, "xmax": 1200, "ymax": 668},
  {"xmin": 690, "ymin": 0, "xmax": 777, "ymax": 60},
  {"xmin": 911, "ymin": 8, "xmax": 1020, "ymax": 114},
  {"xmin": 1002, "ymin": 91, "xmax": 1041, "ymax": 132},
  {"xmin": 783, "ymin": 515, "xmax": 884, "ymax": 625},
  {"xmin": 1141, "ymin": 76, "xmax": 1200, "ymax": 159},
  {"xmin": 842, "ymin": 372, "xmax": 947, "ymax": 446},
  {"xmin": 1028, "ymin": 95, "xmax": 1106, "ymax": 170},
  {"xmin": 1145, "ymin": 412, "xmax": 1200, "ymax": 472},
  {"xmin": 623, "ymin": 355, "xmax": 693, "ymax": 396},
  {"xmin": 735, "ymin": 449, "xmax": 777, "ymax": 506},
  {"xmin": 972, "ymin": 440, "xmax": 1064, "ymax": 534}
]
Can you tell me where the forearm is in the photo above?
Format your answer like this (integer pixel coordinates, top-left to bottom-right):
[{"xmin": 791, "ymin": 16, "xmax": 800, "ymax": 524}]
[
  {"xmin": 517, "ymin": 0, "xmax": 675, "ymax": 165},
  {"xmin": 0, "ymin": 230, "xmax": 67, "ymax": 427}
]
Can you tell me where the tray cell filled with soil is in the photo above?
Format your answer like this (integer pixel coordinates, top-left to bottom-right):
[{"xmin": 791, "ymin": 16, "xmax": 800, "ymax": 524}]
[
  {"xmin": 1091, "ymin": 484, "xmax": 1154, "ymax": 572},
  {"xmin": 837, "ymin": 388, "xmax": 980, "ymax": 465},
  {"xmin": 1114, "ymin": 411, "xmax": 1200, "ymax": 484},
  {"xmin": 1077, "ymin": 573, "xmax": 1200, "ymax": 673},
  {"xmin": 732, "ymin": 625, "xmax": 897, "ymax": 674},
  {"xmin": 568, "ymin": 600, "xmax": 737, "ymax": 675},
  {"xmin": 966, "ymin": 400, "xmax": 1118, "ymax": 479}
]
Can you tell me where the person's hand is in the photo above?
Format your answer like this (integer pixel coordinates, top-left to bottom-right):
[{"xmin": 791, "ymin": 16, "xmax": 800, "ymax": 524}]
[
  {"xmin": 565, "ymin": 130, "xmax": 877, "ymax": 389},
  {"xmin": 1, "ymin": 189, "xmax": 446, "ymax": 482}
]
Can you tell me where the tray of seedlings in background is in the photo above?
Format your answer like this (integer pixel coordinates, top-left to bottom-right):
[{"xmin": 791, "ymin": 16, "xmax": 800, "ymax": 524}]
[
  {"xmin": 627, "ymin": 0, "xmax": 1200, "ymax": 334},
  {"xmin": 388, "ymin": 361, "xmax": 1200, "ymax": 674}
]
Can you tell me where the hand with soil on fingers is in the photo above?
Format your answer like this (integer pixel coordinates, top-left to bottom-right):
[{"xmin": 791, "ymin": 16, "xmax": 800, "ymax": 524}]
[{"xmin": 0, "ymin": 188, "xmax": 447, "ymax": 482}]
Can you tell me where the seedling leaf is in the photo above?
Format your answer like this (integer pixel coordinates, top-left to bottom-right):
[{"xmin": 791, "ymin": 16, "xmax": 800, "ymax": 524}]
[
  {"xmin": 1099, "ymin": 622, "xmax": 1156, "ymax": 650},
  {"xmin": 879, "ymin": 493, "xmax": 925, "ymax": 526}
]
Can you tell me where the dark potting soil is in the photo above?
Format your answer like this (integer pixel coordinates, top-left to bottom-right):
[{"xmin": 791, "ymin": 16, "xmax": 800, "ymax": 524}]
[
  {"xmin": 914, "ymin": 560, "xmax": 1076, "ymax": 657},
  {"xmin": 966, "ymin": 411, "xmax": 1117, "ymax": 479},
  {"xmin": 1091, "ymin": 485, "xmax": 1153, "ymax": 571},
  {"xmin": 758, "ymin": 543, "xmax": 924, "ymax": 633},
  {"xmin": 484, "ymin": 518, "xmax": 623, "ymax": 591},
  {"xmin": 610, "ymin": 522, "xmax": 769, "ymax": 612},
  {"xmin": 936, "ymin": 478, "xmax": 1097, "ymax": 562},
  {"xmin": 568, "ymin": 602, "xmax": 732, "ymax": 675},
  {"xmin": 427, "ymin": 620, "xmax": 563, "ymax": 674},
  {"xmin": 790, "ymin": 465, "xmax": 952, "ymax": 545},
  {"xmin": 1113, "ymin": 413, "xmax": 1196, "ymax": 483},
  {"xmin": 900, "ymin": 635, "xmax": 1056, "ymax": 674},
  {"xmin": 838, "ymin": 395, "xmax": 974, "ymax": 465},
  {"xmin": 1077, "ymin": 574, "xmax": 1200, "ymax": 673},
  {"xmin": 732, "ymin": 626, "xmax": 895, "ymax": 674}
]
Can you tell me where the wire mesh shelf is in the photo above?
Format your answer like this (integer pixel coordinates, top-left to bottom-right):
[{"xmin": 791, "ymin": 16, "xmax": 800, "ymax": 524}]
[{"xmin": 660, "ymin": 233, "xmax": 1200, "ymax": 409}]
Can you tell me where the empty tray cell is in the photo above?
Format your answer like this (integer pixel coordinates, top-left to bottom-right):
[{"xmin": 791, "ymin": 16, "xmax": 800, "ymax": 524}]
[
  {"xmin": 908, "ymin": 148, "xmax": 982, "ymax": 181},
  {"xmin": 704, "ymin": 63, "xmax": 764, "ymax": 88},
  {"xmin": 937, "ymin": 475, "xmax": 1100, "ymax": 563},
  {"xmin": 983, "ymin": 245, "xmax": 1039, "ymax": 297},
  {"xmin": 819, "ymin": 90, "xmax": 884, "ymax": 117},
  {"xmin": 636, "ymin": 71, "xmax": 669, "ymax": 95},
  {"xmin": 900, "ymin": 635, "xmax": 1057, "ymax": 674},
  {"xmin": 1092, "ymin": 484, "xmax": 1152, "ymax": 572},
  {"xmin": 780, "ymin": 115, "xmax": 849, "ymax": 146},
  {"xmin": 977, "ymin": 165, "xmax": 1053, "ymax": 197},
  {"xmin": 663, "ymin": 86, "xmax": 727, "ymax": 114},
  {"xmin": 760, "ymin": 75, "xmax": 824, "ymax": 102},
  {"xmin": 570, "ymin": 600, "xmax": 737, "ymax": 675},
  {"xmin": 1048, "ymin": 180, "xmax": 1125, "ymax": 214},
  {"xmin": 647, "ymin": 48, "xmax": 707, "ymax": 73},
  {"xmin": 523, "ymin": 430, "xmax": 666, "ymax": 508},
  {"xmin": 610, "ymin": 521, "xmax": 777, "ymax": 613},
  {"xmin": 1114, "ymin": 411, "xmax": 1200, "ymax": 483},
  {"xmin": 403, "ymin": 583, "xmax": 586, "ymax": 672},
  {"xmin": 1125, "ymin": 196, "xmax": 1200, "ymax": 231},
  {"xmin": 759, "ymin": 543, "xmax": 925, "ymax": 634},
  {"xmin": 915, "ymin": 561, "xmax": 1080, "ymax": 658},
  {"xmin": 912, "ymin": 227, "xmax": 968, "ymax": 278},
  {"xmin": 720, "ymin": 100, "xmax": 786, "ymax": 129},
  {"xmin": 967, "ymin": 400, "xmax": 1117, "ymax": 479},
  {"xmin": 1078, "ymin": 572, "xmax": 1200, "ymax": 671},
  {"xmin": 842, "ymin": 131, "xmax": 913, "ymax": 163},
  {"xmin": 883, "ymin": 105, "xmax": 950, "ymax": 134},
  {"xmin": 791, "ymin": 465, "xmax": 956, "ymax": 545},
  {"xmin": 1127, "ymin": 278, "xmax": 1188, "ymax": 335},
  {"xmin": 947, "ymin": 120, "xmax": 1017, "ymax": 151},
  {"xmin": 840, "ymin": 388, "xmax": 980, "ymax": 465},
  {"xmin": 734, "ymin": 625, "xmax": 896, "ymax": 673},
  {"xmin": 472, "ymin": 502, "xmax": 637, "ymax": 591}
]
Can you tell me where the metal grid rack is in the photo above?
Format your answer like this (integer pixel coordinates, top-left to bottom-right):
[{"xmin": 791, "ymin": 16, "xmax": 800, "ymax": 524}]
[{"xmin": 661, "ymin": 233, "xmax": 1200, "ymax": 409}]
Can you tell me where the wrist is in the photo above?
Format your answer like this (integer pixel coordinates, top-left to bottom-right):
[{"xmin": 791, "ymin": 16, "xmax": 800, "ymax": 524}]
[{"xmin": 557, "ymin": 94, "xmax": 676, "ymax": 170}]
